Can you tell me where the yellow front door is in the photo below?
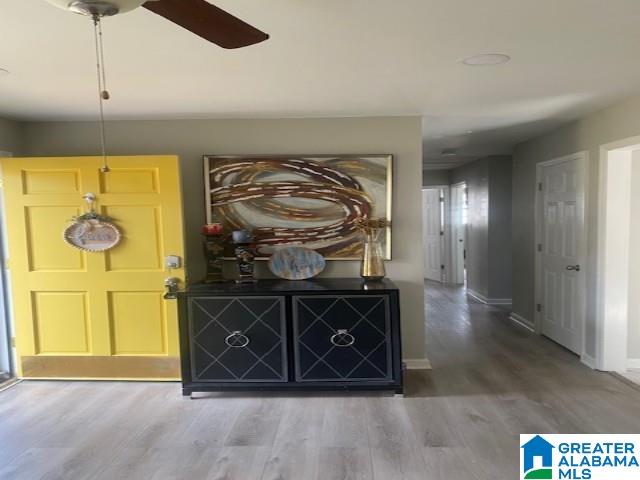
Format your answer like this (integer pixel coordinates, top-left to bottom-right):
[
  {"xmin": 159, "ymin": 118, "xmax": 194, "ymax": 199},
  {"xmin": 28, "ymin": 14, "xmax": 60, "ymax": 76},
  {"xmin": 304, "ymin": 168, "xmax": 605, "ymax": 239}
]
[{"xmin": 1, "ymin": 156, "xmax": 185, "ymax": 380}]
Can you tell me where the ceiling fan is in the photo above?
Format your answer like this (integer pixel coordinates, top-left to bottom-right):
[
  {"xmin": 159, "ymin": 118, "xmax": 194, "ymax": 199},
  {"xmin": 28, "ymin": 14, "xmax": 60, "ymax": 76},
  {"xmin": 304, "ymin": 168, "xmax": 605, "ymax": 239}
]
[
  {"xmin": 45, "ymin": 0, "xmax": 270, "ymax": 49},
  {"xmin": 43, "ymin": 0, "xmax": 268, "ymax": 172}
]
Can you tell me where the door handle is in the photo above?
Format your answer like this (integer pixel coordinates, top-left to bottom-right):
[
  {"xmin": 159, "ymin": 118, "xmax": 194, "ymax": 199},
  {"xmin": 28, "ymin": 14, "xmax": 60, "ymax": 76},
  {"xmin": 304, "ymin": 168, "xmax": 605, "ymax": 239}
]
[
  {"xmin": 164, "ymin": 277, "xmax": 181, "ymax": 299},
  {"xmin": 566, "ymin": 265, "xmax": 581, "ymax": 272}
]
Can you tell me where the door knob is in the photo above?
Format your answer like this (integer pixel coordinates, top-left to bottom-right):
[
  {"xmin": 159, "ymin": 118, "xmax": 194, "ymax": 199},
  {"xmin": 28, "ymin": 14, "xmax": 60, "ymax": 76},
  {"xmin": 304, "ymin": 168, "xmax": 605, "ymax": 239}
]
[
  {"xmin": 164, "ymin": 277, "xmax": 181, "ymax": 299},
  {"xmin": 566, "ymin": 265, "xmax": 581, "ymax": 272}
]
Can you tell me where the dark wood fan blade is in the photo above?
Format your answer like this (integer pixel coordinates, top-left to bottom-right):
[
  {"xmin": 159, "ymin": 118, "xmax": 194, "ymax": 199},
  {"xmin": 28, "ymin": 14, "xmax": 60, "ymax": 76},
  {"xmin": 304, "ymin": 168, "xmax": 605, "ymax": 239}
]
[{"xmin": 142, "ymin": 0, "xmax": 269, "ymax": 49}]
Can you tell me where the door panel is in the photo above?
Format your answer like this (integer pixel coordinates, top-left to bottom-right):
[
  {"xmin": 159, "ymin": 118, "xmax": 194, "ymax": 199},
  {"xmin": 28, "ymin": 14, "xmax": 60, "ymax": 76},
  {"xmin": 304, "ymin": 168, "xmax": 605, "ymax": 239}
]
[
  {"xmin": 22, "ymin": 169, "xmax": 81, "ymax": 194},
  {"xmin": 108, "ymin": 291, "xmax": 167, "ymax": 355},
  {"xmin": 563, "ymin": 275, "xmax": 576, "ymax": 330},
  {"xmin": 103, "ymin": 205, "xmax": 163, "ymax": 271},
  {"xmin": 422, "ymin": 189, "xmax": 443, "ymax": 282},
  {"xmin": 26, "ymin": 206, "xmax": 85, "ymax": 271},
  {"xmin": 100, "ymin": 168, "xmax": 159, "ymax": 194},
  {"xmin": 32, "ymin": 291, "xmax": 90, "ymax": 354},
  {"xmin": 564, "ymin": 202, "xmax": 577, "ymax": 256},
  {"xmin": 1, "ymin": 156, "xmax": 185, "ymax": 379},
  {"xmin": 540, "ymin": 158, "xmax": 586, "ymax": 354}
]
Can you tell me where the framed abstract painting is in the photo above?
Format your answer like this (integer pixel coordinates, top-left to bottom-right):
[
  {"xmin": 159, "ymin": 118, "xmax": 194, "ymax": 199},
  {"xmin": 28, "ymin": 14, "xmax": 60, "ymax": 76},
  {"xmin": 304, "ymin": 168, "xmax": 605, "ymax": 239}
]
[{"xmin": 204, "ymin": 154, "xmax": 393, "ymax": 260}]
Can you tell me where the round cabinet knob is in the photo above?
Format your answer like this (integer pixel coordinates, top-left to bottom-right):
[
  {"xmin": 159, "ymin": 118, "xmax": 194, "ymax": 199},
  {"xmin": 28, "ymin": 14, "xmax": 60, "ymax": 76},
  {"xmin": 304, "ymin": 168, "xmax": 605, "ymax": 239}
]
[
  {"xmin": 330, "ymin": 329, "xmax": 355, "ymax": 347},
  {"xmin": 225, "ymin": 331, "xmax": 250, "ymax": 348}
]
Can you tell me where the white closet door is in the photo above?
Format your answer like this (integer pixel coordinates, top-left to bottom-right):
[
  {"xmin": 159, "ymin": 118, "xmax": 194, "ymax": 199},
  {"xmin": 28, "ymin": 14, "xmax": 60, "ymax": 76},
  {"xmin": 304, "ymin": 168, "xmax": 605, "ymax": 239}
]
[
  {"xmin": 540, "ymin": 158, "xmax": 586, "ymax": 354},
  {"xmin": 423, "ymin": 189, "xmax": 443, "ymax": 282}
]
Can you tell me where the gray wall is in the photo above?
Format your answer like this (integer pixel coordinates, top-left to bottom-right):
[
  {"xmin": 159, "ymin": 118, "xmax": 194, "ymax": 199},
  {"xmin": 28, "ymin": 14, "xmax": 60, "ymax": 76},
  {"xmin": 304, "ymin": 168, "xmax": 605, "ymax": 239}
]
[
  {"xmin": 488, "ymin": 157, "xmax": 513, "ymax": 300},
  {"xmin": 512, "ymin": 92, "xmax": 640, "ymax": 359},
  {"xmin": 628, "ymin": 152, "xmax": 640, "ymax": 359},
  {"xmin": 19, "ymin": 116, "xmax": 427, "ymax": 360},
  {"xmin": 422, "ymin": 169, "xmax": 450, "ymax": 187},
  {"xmin": 451, "ymin": 156, "xmax": 513, "ymax": 300},
  {"xmin": 0, "ymin": 118, "xmax": 22, "ymax": 154}
]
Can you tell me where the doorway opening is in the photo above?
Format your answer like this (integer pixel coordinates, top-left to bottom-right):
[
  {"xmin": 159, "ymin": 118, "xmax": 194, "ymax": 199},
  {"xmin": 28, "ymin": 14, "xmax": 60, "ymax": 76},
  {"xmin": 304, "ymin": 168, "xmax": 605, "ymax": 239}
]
[
  {"xmin": 450, "ymin": 182, "xmax": 467, "ymax": 286},
  {"xmin": 422, "ymin": 184, "xmax": 467, "ymax": 285},
  {"xmin": 597, "ymin": 136, "xmax": 640, "ymax": 375},
  {"xmin": 422, "ymin": 186, "xmax": 449, "ymax": 282}
]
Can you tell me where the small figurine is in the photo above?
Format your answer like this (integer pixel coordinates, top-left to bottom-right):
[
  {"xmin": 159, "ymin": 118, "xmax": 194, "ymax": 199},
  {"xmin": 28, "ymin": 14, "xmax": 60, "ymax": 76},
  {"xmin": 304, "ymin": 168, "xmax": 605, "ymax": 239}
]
[{"xmin": 232, "ymin": 229, "xmax": 257, "ymax": 284}]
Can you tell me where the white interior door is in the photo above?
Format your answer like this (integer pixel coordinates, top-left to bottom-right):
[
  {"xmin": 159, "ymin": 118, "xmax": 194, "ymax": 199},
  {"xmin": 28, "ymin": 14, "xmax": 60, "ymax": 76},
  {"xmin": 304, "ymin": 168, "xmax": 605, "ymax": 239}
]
[
  {"xmin": 423, "ymin": 189, "xmax": 443, "ymax": 281},
  {"xmin": 450, "ymin": 183, "xmax": 466, "ymax": 284},
  {"xmin": 539, "ymin": 157, "xmax": 586, "ymax": 354}
]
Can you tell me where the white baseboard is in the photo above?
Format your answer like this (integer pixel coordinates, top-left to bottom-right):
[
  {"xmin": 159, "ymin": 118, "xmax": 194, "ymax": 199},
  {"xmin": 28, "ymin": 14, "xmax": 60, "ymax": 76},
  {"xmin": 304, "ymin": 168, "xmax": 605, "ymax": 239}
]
[
  {"xmin": 467, "ymin": 289, "xmax": 512, "ymax": 306},
  {"xmin": 403, "ymin": 358, "xmax": 432, "ymax": 370},
  {"xmin": 627, "ymin": 359, "xmax": 640, "ymax": 371},
  {"xmin": 582, "ymin": 354, "xmax": 598, "ymax": 370},
  {"xmin": 509, "ymin": 312, "xmax": 535, "ymax": 332}
]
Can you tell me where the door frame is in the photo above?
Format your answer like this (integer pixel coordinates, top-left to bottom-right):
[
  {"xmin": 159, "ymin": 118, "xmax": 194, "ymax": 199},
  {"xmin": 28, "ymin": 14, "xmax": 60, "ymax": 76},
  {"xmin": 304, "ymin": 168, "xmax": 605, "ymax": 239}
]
[
  {"xmin": 422, "ymin": 186, "xmax": 451, "ymax": 283},
  {"xmin": 534, "ymin": 151, "xmax": 589, "ymax": 363},
  {"xmin": 450, "ymin": 181, "xmax": 467, "ymax": 285},
  {"xmin": 0, "ymin": 208, "xmax": 14, "ymax": 379},
  {"xmin": 0, "ymin": 152, "xmax": 15, "ymax": 378},
  {"xmin": 441, "ymin": 185, "xmax": 452, "ymax": 283},
  {"xmin": 596, "ymin": 136, "xmax": 640, "ymax": 371}
]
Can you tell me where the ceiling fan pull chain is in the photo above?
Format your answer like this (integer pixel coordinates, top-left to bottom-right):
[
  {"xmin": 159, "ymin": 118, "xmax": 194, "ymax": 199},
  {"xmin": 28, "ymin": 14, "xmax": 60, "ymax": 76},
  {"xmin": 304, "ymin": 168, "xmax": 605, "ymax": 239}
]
[
  {"xmin": 97, "ymin": 17, "xmax": 109, "ymax": 100},
  {"xmin": 92, "ymin": 14, "xmax": 110, "ymax": 173}
]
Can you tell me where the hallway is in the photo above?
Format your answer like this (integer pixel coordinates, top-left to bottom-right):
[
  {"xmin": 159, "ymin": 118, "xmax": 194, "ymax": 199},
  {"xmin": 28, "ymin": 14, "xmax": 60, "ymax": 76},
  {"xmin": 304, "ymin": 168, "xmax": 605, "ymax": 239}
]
[
  {"xmin": 1, "ymin": 283, "xmax": 640, "ymax": 479},
  {"xmin": 423, "ymin": 280, "xmax": 640, "ymax": 420}
]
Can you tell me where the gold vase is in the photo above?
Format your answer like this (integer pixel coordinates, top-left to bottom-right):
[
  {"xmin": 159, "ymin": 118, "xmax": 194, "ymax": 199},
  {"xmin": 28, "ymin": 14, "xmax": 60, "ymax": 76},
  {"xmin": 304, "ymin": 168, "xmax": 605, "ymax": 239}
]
[{"xmin": 360, "ymin": 230, "xmax": 385, "ymax": 280}]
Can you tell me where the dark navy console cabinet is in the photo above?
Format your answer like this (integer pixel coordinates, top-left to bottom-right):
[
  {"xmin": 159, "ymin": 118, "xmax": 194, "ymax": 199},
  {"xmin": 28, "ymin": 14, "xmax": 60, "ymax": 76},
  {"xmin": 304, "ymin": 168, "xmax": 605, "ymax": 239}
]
[{"xmin": 177, "ymin": 278, "xmax": 403, "ymax": 395}]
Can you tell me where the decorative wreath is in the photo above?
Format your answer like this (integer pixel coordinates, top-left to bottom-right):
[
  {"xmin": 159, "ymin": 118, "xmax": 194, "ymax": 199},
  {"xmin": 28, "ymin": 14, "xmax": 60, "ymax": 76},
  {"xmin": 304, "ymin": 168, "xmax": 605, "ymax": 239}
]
[{"xmin": 63, "ymin": 218, "xmax": 121, "ymax": 252}]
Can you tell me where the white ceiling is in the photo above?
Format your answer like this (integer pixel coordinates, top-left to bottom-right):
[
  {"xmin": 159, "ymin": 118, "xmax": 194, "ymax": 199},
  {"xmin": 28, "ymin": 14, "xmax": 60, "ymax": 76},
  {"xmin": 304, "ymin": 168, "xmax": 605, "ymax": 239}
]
[{"xmin": 2, "ymin": 0, "xmax": 640, "ymax": 167}]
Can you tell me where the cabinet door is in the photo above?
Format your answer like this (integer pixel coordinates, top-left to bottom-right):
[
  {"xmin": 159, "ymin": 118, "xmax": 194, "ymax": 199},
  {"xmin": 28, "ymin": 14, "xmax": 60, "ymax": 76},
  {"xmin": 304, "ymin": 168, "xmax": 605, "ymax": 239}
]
[
  {"xmin": 293, "ymin": 295, "xmax": 392, "ymax": 382},
  {"xmin": 189, "ymin": 296, "xmax": 287, "ymax": 382}
]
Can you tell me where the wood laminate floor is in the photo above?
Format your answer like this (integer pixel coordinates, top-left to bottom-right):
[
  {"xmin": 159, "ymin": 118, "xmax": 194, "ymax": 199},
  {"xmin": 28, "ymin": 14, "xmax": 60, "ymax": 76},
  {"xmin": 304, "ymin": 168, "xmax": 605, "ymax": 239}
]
[
  {"xmin": 2, "ymin": 281, "xmax": 640, "ymax": 479},
  {"xmin": 619, "ymin": 370, "xmax": 640, "ymax": 386}
]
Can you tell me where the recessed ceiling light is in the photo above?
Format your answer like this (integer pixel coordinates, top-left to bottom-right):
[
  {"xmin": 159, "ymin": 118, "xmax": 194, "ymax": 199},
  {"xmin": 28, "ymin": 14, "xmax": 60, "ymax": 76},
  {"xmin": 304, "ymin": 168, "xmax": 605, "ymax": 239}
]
[
  {"xmin": 461, "ymin": 53, "xmax": 511, "ymax": 66},
  {"xmin": 0, "ymin": 68, "xmax": 9, "ymax": 76}
]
